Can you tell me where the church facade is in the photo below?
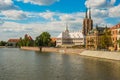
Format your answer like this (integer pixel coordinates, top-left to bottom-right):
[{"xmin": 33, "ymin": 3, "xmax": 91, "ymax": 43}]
[{"xmin": 56, "ymin": 25, "xmax": 84, "ymax": 47}]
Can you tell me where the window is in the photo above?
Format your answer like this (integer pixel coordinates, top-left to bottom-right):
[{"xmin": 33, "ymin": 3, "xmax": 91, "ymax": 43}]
[{"xmin": 119, "ymin": 30, "xmax": 120, "ymax": 34}]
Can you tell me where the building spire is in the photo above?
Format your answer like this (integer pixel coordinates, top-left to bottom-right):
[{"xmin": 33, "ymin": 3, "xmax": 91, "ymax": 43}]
[
  {"xmin": 96, "ymin": 24, "xmax": 98, "ymax": 29},
  {"xmin": 85, "ymin": 8, "xmax": 88, "ymax": 18},
  {"xmin": 65, "ymin": 23, "xmax": 69, "ymax": 32},
  {"xmin": 89, "ymin": 8, "xmax": 91, "ymax": 19},
  {"xmin": 105, "ymin": 24, "xmax": 108, "ymax": 29}
]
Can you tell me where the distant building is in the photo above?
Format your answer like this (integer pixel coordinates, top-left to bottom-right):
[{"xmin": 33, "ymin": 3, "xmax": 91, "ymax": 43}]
[
  {"xmin": 56, "ymin": 25, "xmax": 84, "ymax": 47},
  {"xmin": 7, "ymin": 39, "xmax": 20, "ymax": 47},
  {"xmin": 51, "ymin": 37, "xmax": 57, "ymax": 43},
  {"xmin": 50, "ymin": 37, "xmax": 57, "ymax": 47}
]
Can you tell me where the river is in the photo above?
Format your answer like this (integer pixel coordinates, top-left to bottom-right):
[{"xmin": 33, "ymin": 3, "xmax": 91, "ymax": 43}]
[{"xmin": 0, "ymin": 48, "xmax": 120, "ymax": 80}]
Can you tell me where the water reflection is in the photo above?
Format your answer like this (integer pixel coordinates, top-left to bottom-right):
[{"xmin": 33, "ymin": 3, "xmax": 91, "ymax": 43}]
[
  {"xmin": 0, "ymin": 48, "xmax": 120, "ymax": 80},
  {"xmin": 81, "ymin": 57, "xmax": 120, "ymax": 80}
]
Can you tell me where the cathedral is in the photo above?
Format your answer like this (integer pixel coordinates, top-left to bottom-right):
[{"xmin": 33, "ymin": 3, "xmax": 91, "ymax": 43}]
[{"xmin": 84, "ymin": 9, "xmax": 107, "ymax": 50}]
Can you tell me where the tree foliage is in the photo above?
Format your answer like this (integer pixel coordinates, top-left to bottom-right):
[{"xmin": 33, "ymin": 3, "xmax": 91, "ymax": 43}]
[
  {"xmin": 99, "ymin": 28, "xmax": 113, "ymax": 49},
  {"xmin": 117, "ymin": 39, "xmax": 120, "ymax": 47},
  {"xmin": 18, "ymin": 35, "xmax": 34, "ymax": 47},
  {"xmin": 35, "ymin": 32, "xmax": 51, "ymax": 46},
  {"xmin": 49, "ymin": 41, "xmax": 56, "ymax": 47},
  {"xmin": 0, "ymin": 41, "xmax": 7, "ymax": 46}
]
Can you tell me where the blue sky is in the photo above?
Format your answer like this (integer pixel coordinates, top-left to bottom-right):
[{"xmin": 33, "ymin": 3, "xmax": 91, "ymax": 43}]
[{"xmin": 0, "ymin": 0, "xmax": 120, "ymax": 40}]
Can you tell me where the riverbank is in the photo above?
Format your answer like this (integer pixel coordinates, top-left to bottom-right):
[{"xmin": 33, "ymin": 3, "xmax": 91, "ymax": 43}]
[
  {"xmin": 21, "ymin": 47, "xmax": 84, "ymax": 54},
  {"xmin": 21, "ymin": 47, "xmax": 120, "ymax": 61},
  {"xmin": 0, "ymin": 46, "xmax": 6, "ymax": 48},
  {"xmin": 21, "ymin": 47, "xmax": 41, "ymax": 51},
  {"xmin": 79, "ymin": 50, "xmax": 120, "ymax": 61}
]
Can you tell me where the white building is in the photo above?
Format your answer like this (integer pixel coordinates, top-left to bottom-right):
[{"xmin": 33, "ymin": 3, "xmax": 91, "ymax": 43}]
[{"xmin": 56, "ymin": 26, "xmax": 85, "ymax": 47}]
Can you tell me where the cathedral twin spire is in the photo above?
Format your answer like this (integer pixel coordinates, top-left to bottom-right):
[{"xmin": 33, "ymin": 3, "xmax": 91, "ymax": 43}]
[
  {"xmin": 83, "ymin": 8, "xmax": 93, "ymax": 36},
  {"xmin": 85, "ymin": 8, "xmax": 91, "ymax": 19}
]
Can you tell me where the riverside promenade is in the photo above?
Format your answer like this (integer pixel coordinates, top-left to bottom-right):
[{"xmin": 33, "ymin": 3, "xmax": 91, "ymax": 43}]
[
  {"xmin": 21, "ymin": 47, "xmax": 120, "ymax": 61},
  {"xmin": 79, "ymin": 50, "xmax": 120, "ymax": 61}
]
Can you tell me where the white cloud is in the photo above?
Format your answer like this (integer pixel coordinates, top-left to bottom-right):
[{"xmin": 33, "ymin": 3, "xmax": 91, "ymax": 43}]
[
  {"xmin": 0, "ymin": 0, "xmax": 18, "ymax": 10},
  {"xmin": 85, "ymin": 0, "xmax": 116, "ymax": 8},
  {"xmin": 84, "ymin": 0, "xmax": 120, "ymax": 26},
  {"xmin": 1, "ymin": 10, "xmax": 27, "ymax": 20},
  {"xmin": 109, "ymin": 4, "xmax": 120, "ymax": 17},
  {"xmin": 59, "ymin": 14, "xmax": 75, "ymax": 21},
  {"xmin": 91, "ymin": 8, "xmax": 108, "ymax": 18},
  {"xmin": 1, "ymin": 22, "xmax": 29, "ymax": 32},
  {"xmin": 110, "ymin": 0, "xmax": 116, "ymax": 5},
  {"xmin": 59, "ymin": 12, "xmax": 84, "ymax": 21},
  {"xmin": 39, "ymin": 11, "xmax": 56, "ymax": 21},
  {"xmin": 0, "ymin": 21, "xmax": 64, "ymax": 40},
  {"xmin": 17, "ymin": 0, "xmax": 59, "ymax": 5}
]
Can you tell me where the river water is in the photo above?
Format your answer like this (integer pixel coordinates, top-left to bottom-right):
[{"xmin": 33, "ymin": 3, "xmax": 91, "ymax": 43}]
[{"xmin": 0, "ymin": 48, "xmax": 120, "ymax": 80}]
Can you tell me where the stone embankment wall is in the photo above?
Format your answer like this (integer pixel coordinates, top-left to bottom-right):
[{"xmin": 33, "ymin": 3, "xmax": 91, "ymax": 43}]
[
  {"xmin": 0, "ymin": 46, "xmax": 6, "ymax": 48},
  {"xmin": 80, "ymin": 50, "xmax": 120, "ymax": 60},
  {"xmin": 21, "ymin": 47, "xmax": 84, "ymax": 54},
  {"xmin": 21, "ymin": 47, "xmax": 41, "ymax": 51},
  {"xmin": 42, "ymin": 47, "xmax": 84, "ymax": 54}
]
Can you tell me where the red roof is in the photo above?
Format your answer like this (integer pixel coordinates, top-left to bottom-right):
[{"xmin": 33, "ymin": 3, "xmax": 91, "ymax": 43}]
[
  {"xmin": 111, "ymin": 23, "xmax": 120, "ymax": 29},
  {"xmin": 51, "ymin": 37, "xmax": 57, "ymax": 42},
  {"xmin": 25, "ymin": 34, "xmax": 33, "ymax": 40},
  {"xmin": 28, "ymin": 36, "xmax": 33, "ymax": 40},
  {"xmin": 8, "ymin": 39, "xmax": 20, "ymax": 43}
]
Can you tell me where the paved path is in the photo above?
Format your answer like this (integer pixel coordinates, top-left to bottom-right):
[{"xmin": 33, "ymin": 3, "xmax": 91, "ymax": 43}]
[{"xmin": 80, "ymin": 50, "xmax": 120, "ymax": 61}]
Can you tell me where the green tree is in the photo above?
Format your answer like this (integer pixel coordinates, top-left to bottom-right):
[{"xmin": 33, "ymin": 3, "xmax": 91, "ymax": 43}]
[
  {"xmin": 35, "ymin": 32, "xmax": 51, "ymax": 46},
  {"xmin": 18, "ymin": 35, "xmax": 34, "ymax": 47},
  {"xmin": 48, "ymin": 41, "xmax": 56, "ymax": 47},
  {"xmin": 100, "ymin": 28, "xmax": 113, "ymax": 49},
  {"xmin": 117, "ymin": 39, "xmax": 120, "ymax": 48},
  {"xmin": 0, "ymin": 41, "xmax": 7, "ymax": 46}
]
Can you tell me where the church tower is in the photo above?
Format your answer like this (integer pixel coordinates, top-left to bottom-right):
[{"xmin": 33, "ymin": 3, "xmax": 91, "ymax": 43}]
[
  {"xmin": 65, "ymin": 24, "xmax": 69, "ymax": 33},
  {"xmin": 83, "ymin": 8, "xmax": 93, "ymax": 36}
]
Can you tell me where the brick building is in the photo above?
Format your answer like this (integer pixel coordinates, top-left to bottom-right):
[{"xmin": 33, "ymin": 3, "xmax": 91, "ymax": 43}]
[{"xmin": 110, "ymin": 23, "xmax": 120, "ymax": 50}]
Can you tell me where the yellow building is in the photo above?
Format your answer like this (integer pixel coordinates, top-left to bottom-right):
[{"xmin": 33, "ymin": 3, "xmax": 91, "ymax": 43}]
[{"xmin": 86, "ymin": 27, "xmax": 106, "ymax": 50}]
